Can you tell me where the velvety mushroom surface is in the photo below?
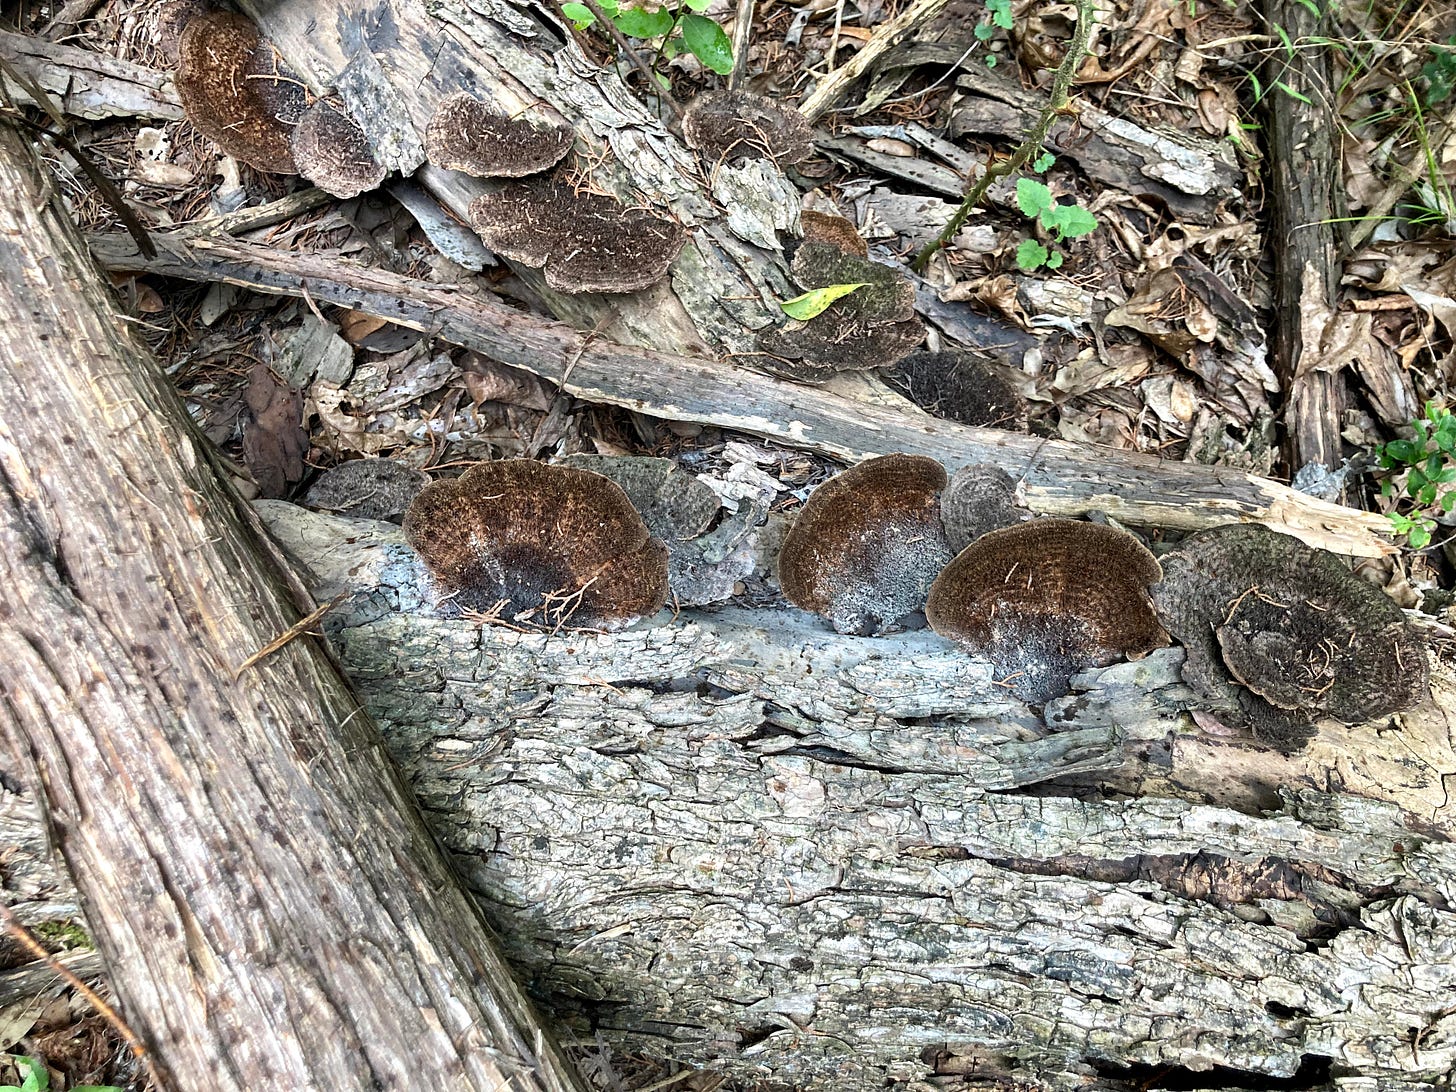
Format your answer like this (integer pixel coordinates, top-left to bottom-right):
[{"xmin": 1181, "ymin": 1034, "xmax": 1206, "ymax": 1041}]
[
  {"xmin": 682, "ymin": 89, "xmax": 814, "ymax": 165},
  {"xmin": 938, "ymin": 464, "xmax": 1024, "ymax": 553},
  {"xmin": 1152, "ymin": 524, "xmax": 1429, "ymax": 751},
  {"xmin": 926, "ymin": 518, "xmax": 1166, "ymax": 703},
  {"xmin": 424, "ymin": 93, "xmax": 574, "ymax": 178},
  {"xmin": 799, "ymin": 210, "xmax": 869, "ymax": 257},
  {"xmin": 469, "ymin": 177, "xmax": 685, "ymax": 294},
  {"xmin": 291, "ymin": 99, "xmax": 386, "ymax": 199},
  {"xmin": 890, "ymin": 350, "xmax": 1029, "ymax": 430},
  {"xmin": 175, "ymin": 11, "xmax": 306, "ymax": 172},
  {"xmin": 403, "ymin": 460, "xmax": 669, "ymax": 628},
  {"xmin": 757, "ymin": 242, "xmax": 924, "ymax": 381},
  {"xmin": 778, "ymin": 454, "xmax": 953, "ymax": 635}
]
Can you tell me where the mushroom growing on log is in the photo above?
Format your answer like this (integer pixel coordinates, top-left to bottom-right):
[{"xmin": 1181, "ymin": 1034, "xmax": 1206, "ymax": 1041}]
[
  {"xmin": 927, "ymin": 518, "xmax": 1168, "ymax": 702},
  {"xmin": 403, "ymin": 459, "xmax": 670, "ymax": 628},
  {"xmin": 778, "ymin": 453, "xmax": 953, "ymax": 635}
]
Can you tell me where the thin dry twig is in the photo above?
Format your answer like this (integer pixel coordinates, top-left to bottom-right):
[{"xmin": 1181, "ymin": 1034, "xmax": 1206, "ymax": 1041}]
[{"xmin": 233, "ymin": 593, "xmax": 348, "ymax": 676}]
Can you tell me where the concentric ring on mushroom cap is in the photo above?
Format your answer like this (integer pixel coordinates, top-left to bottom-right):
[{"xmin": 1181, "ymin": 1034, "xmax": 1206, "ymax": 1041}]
[
  {"xmin": 291, "ymin": 99, "xmax": 385, "ymax": 199},
  {"xmin": 403, "ymin": 460, "xmax": 669, "ymax": 629},
  {"xmin": 1152, "ymin": 523, "xmax": 1429, "ymax": 748},
  {"xmin": 175, "ymin": 11, "xmax": 306, "ymax": 173},
  {"xmin": 777, "ymin": 453, "xmax": 953, "ymax": 635},
  {"xmin": 926, "ymin": 518, "xmax": 1166, "ymax": 703},
  {"xmin": 424, "ymin": 92, "xmax": 574, "ymax": 178}
]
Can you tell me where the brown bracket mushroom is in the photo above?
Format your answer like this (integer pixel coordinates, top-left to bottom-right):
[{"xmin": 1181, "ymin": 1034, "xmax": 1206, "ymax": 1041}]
[
  {"xmin": 424, "ymin": 93, "xmax": 574, "ymax": 178},
  {"xmin": 926, "ymin": 519, "xmax": 1167, "ymax": 704},
  {"xmin": 681, "ymin": 90, "xmax": 814, "ymax": 167},
  {"xmin": 174, "ymin": 11, "xmax": 307, "ymax": 173},
  {"xmin": 403, "ymin": 459, "xmax": 669, "ymax": 629},
  {"xmin": 757, "ymin": 241, "xmax": 924, "ymax": 382},
  {"xmin": 468, "ymin": 176, "xmax": 685, "ymax": 294},
  {"xmin": 778, "ymin": 453, "xmax": 953, "ymax": 635},
  {"xmin": 938, "ymin": 464, "xmax": 1025, "ymax": 554},
  {"xmin": 799, "ymin": 209, "xmax": 869, "ymax": 258},
  {"xmin": 1151, "ymin": 524, "xmax": 1430, "ymax": 751},
  {"xmin": 291, "ymin": 99, "xmax": 387, "ymax": 199},
  {"xmin": 890, "ymin": 350, "xmax": 1030, "ymax": 431}
]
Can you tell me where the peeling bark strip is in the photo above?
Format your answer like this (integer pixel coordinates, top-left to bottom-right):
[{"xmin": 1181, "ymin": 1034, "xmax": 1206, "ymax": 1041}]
[
  {"xmin": 93, "ymin": 230, "xmax": 1394, "ymax": 557},
  {"xmin": 261, "ymin": 502, "xmax": 1456, "ymax": 1090},
  {"xmin": 0, "ymin": 125, "xmax": 585, "ymax": 1091},
  {"xmin": 1265, "ymin": 0, "xmax": 1345, "ymax": 473}
]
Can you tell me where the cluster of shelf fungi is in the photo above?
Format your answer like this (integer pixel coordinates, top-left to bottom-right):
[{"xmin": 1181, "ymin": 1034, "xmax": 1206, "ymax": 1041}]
[{"xmin": 404, "ymin": 453, "xmax": 1430, "ymax": 753}]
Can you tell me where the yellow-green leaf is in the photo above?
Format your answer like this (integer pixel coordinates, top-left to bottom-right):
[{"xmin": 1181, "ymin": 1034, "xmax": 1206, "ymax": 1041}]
[{"xmin": 779, "ymin": 282, "xmax": 870, "ymax": 320}]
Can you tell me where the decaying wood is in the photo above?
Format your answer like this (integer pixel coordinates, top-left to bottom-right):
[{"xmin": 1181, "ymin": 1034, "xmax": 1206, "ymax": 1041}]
[
  {"xmin": 797, "ymin": 0, "xmax": 955, "ymax": 121},
  {"xmin": 0, "ymin": 122, "xmax": 586, "ymax": 1092},
  {"xmin": 1265, "ymin": 0, "xmax": 1345, "ymax": 474},
  {"xmin": 0, "ymin": 30, "xmax": 182, "ymax": 121},
  {"xmin": 94, "ymin": 228, "xmax": 1395, "ymax": 557},
  {"xmin": 247, "ymin": 500, "xmax": 1456, "ymax": 1090},
  {"xmin": 236, "ymin": 0, "xmax": 795, "ymax": 359},
  {"xmin": 948, "ymin": 65, "xmax": 1243, "ymax": 223}
]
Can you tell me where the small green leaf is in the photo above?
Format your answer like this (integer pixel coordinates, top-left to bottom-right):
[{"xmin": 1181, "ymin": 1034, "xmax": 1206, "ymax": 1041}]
[
  {"xmin": 682, "ymin": 0, "xmax": 711, "ymax": 10},
  {"xmin": 1275, "ymin": 80, "xmax": 1311, "ymax": 105},
  {"xmin": 1016, "ymin": 238, "xmax": 1049, "ymax": 271},
  {"xmin": 974, "ymin": 21, "xmax": 995, "ymax": 40},
  {"xmin": 986, "ymin": 0, "xmax": 1013, "ymax": 29},
  {"xmin": 681, "ymin": 13, "xmax": 735, "ymax": 73},
  {"xmin": 1046, "ymin": 250, "xmax": 1064, "ymax": 269},
  {"xmin": 1274, "ymin": 23, "xmax": 1294, "ymax": 58},
  {"xmin": 1032, "ymin": 151, "xmax": 1056, "ymax": 173},
  {"xmin": 613, "ymin": 5, "xmax": 674, "ymax": 37},
  {"xmin": 779, "ymin": 282, "xmax": 871, "ymax": 320},
  {"xmin": 560, "ymin": 2, "xmax": 596, "ymax": 26},
  {"xmin": 1411, "ymin": 524, "xmax": 1433, "ymax": 548},
  {"xmin": 985, "ymin": 54, "xmax": 998, "ymax": 67},
  {"xmin": 1015, "ymin": 177, "xmax": 1052, "ymax": 218},
  {"xmin": 1046, "ymin": 203, "xmax": 1097, "ymax": 240}
]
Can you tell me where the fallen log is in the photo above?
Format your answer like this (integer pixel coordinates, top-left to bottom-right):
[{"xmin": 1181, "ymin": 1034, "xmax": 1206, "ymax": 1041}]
[
  {"xmin": 94, "ymin": 229, "xmax": 1395, "ymax": 557},
  {"xmin": 0, "ymin": 121, "xmax": 585, "ymax": 1091},
  {"xmin": 253, "ymin": 499, "xmax": 1456, "ymax": 1090}
]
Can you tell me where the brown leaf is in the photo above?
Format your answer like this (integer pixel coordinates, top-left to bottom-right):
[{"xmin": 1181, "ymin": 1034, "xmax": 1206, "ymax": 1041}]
[{"xmin": 242, "ymin": 364, "xmax": 307, "ymax": 498}]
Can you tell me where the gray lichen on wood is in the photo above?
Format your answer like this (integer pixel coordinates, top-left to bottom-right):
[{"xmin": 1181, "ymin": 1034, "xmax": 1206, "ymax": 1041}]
[{"xmin": 259, "ymin": 501, "xmax": 1456, "ymax": 1089}]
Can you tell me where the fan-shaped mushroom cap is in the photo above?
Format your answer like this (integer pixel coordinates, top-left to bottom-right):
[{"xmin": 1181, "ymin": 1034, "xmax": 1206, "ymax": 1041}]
[
  {"xmin": 403, "ymin": 460, "xmax": 669, "ymax": 628},
  {"xmin": 468, "ymin": 177, "xmax": 685, "ymax": 294},
  {"xmin": 758, "ymin": 241, "xmax": 924, "ymax": 381},
  {"xmin": 799, "ymin": 209, "xmax": 868, "ymax": 257},
  {"xmin": 938, "ymin": 464, "xmax": 1024, "ymax": 553},
  {"xmin": 926, "ymin": 519, "xmax": 1166, "ymax": 703},
  {"xmin": 778, "ymin": 454, "xmax": 953, "ymax": 635},
  {"xmin": 1152, "ymin": 524, "xmax": 1429, "ymax": 750},
  {"xmin": 175, "ymin": 11, "xmax": 306, "ymax": 173},
  {"xmin": 424, "ymin": 93, "xmax": 574, "ymax": 178},
  {"xmin": 291, "ymin": 99, "xmax": 386, "ymax": 199},
  {"xmin": 682, "ymin": 89, "xmax": 814, "ymax": 166},
  {"xmin": 891, "ymin": 350, "xmax": 1029, "ymax": 430}
]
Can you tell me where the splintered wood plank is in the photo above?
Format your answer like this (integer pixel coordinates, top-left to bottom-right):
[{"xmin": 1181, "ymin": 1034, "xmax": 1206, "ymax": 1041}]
[{"xmin": 94, "ymin": 229, "xmax": 1396, "ymax": 557}]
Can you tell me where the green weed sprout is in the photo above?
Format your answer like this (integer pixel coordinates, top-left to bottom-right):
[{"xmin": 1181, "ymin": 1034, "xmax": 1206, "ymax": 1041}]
[
  {"xmin": 2, "ymin": 1056, "xmax": 120, "ymax": 1092},
  {"xmin": 1013, "ymin": 177, "xmax": 1097, "ymax": 271},
  {"xmin": 561, "ymin": 0, "xmax": 734, "ymax": 81},
  {"xmin": 1376, "ymin": 400, "xmax": 1456, "ymax": 549},
  {"xmin": 974, "ymin": 0, "xmax": 1013, "ymax": 66}
]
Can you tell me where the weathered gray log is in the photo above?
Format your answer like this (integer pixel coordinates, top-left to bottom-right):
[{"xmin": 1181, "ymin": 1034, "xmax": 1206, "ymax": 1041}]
[
  {"xmin": 258, "ymin": 500, "xmax": 1456, "ymax": 1091},
  {"xmin": 235, "ymin": 0, "xmax": 796, "ymax": 359},
  {"xmin": 0, "ymin": 121, "xmax": 585, "ymax": 1091},
  {"xmin": 1264, "ymin": 0, "xmax": 1345, "ymax": 473},
  {"xmin": 0, "ymin": 30, "xmax": 183, "ymax": 121},
  {"xmin": 92, "ymin": 229, "xmax": 1395, "ymax": 558}
]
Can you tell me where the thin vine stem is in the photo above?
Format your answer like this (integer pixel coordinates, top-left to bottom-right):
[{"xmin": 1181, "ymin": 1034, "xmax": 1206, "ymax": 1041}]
[{"xmin": 911, "ymin": 0, "xmax": 1098, "ymax": 273}]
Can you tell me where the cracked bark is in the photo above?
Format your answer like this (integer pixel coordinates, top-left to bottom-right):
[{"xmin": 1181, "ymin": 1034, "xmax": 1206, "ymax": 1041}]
[
  {"xmin": 239, "ymin": 501, "xmax": 1456, "ymax": 1090},
  {"xmin": 0, "ymin": 121, "xmax": 585, "ymax": 1092}
]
